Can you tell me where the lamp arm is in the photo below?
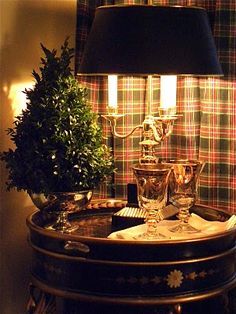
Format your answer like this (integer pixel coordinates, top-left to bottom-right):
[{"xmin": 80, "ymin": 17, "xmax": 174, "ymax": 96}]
[
  {"xmin": 162, "ymin": 123, "xmax": 174, "ymax": 140},
  {"xmin": 154, "ymin": 117, "xmax": 177, "ymax": 141},
  {"xmin": 150, "ymin": 123, "xmax": 163, "ymax": 143},
  {"xmin": 113, "ymin": 124, "xmax": 143, "ymax": 139},
  {"xmin": 142, "ymin": 115, "xmax": 163, "ymax": 144},
  {"xmin": 102, "ymin": 114, "xmax": 143, "ymax": 139}
]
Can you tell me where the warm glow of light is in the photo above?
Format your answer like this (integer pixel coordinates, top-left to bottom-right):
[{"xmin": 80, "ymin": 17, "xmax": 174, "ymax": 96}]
[
  {"xmin": 7, "ymin": 81, "xmax": 33, "ymax": 117},
  {"xmin": 108, "ymin": 75, "xmax": 118, "ymax": 110},
  {"xmin": 160, "ymin": 75, "xmax": 177, "ymax": 112}
]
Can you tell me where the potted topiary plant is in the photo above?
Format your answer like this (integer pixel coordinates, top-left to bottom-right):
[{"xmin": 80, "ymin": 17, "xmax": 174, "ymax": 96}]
[{"xmin": 1, "ymin": 38, "xmax": 115, "ymax": 232}]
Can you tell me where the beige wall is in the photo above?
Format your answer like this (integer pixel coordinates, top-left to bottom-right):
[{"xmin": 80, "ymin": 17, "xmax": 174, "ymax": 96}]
[{"xmin": 0, "ymin": 1, "xmax": 77, "ymax": 313}]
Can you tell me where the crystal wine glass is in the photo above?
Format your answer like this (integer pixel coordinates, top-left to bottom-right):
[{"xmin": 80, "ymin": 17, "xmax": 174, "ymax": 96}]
[
  {"xmin": 163, "ymin": 160, "xmax": 205, "ymax": 233},
  {"xmin": 133, "ymin": 164, "xmax": 172, "ymax": 239}
]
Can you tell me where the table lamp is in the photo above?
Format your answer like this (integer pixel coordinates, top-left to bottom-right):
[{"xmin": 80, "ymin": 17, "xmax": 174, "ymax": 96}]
[
  {"xmin": 77, "ymin": 4, "xmax": 222, "ymax": 165},
  {"xmin": 77, "ymin": 4, "xmax": 223, "ymax": 238}
]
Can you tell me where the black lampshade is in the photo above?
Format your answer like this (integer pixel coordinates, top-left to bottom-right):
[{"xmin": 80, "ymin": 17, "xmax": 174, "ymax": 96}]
[{"xmin": 78, "ymin": 5, "xmax": 223, "ymax": 76}]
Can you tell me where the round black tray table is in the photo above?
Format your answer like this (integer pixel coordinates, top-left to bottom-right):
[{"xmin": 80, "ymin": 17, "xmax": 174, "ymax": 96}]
[{"xmin": 26, "ymin": 200, "xmax": 236, "ymax": 314}]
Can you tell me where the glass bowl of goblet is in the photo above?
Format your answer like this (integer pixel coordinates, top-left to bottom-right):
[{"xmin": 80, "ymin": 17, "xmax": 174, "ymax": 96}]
[
  {"xmin": 132, "ymin": 164, "xmax": 173, "ymax": 239},
  {"xmin": 162, "ymin": 159, "xmax": 205, "ymax": 233}
]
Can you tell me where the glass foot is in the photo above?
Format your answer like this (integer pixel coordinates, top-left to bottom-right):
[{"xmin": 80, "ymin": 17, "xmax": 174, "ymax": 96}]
[
  {"xmin": 137, "ymin": 215, "xmax": 168, "ymax": 239},
  {"xmin": 135, "ymin": 231, "xmax": 167, "ymax": 240},
  {"xmin": 169, "ymin": 222, "xmax": 199, "ymax": 234},
  {"xmin": 141, "ymin": 213, "xmax": 168, "ymax": 239}
]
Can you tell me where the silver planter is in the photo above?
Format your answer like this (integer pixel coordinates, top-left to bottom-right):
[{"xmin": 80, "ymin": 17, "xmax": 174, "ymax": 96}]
[{"xmin": 30, "ymin": 191, "xmax": 93, "ymax": 233}]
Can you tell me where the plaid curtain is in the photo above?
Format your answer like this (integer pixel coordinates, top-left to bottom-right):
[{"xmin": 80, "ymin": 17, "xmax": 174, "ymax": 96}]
[{"xmin": 75, "ymin": 0, "xmax": 236, "ymax": 214}]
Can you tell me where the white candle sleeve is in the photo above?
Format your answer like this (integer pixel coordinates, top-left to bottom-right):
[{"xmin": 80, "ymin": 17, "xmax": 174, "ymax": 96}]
[
  {"xmin": 108, "ymin": 75, "xmax": 118, "ymax": 111},
  {"xmin": 160, "ymin": 75, "xmax": 177, "ymax": 113}
]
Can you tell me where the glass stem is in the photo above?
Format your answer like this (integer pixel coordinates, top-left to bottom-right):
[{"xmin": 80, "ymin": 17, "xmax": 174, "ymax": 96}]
[
  {"xmin": 146, "ymin": 209, "xmax": 159, "ymax": 238},
  {"xmin": 178, "ymin": 207, "xmax": 190, "ymax": 224}
]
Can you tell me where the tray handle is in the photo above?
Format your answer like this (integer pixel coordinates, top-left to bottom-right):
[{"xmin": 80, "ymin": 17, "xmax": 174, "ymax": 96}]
[{"xmin": 64, "ymin": 240, "xmax": 90, "ymax": 254}]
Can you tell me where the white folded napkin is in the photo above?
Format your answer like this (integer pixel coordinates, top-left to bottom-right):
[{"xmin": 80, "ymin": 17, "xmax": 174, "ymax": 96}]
[{"xmin": 108, "ymin": 214, "xmax": 236, "ymax": 241}]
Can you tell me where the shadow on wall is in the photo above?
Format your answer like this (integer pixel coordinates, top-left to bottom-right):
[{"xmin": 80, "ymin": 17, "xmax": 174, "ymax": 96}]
[{"xmin": 0, "ymin": 1, "xmax": 76, "ymax": 313}]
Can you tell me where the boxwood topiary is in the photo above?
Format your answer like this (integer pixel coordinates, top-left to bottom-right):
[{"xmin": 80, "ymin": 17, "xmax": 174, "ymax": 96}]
[{"xmin": 1, "ymin": 39, "xmax": 115, "ymax": 194}]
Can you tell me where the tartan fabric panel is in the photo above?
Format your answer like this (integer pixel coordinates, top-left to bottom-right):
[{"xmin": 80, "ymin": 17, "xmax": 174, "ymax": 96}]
[
  {"xmin": 75, "ymin": 1, "xmax": 95, "ymax": 75},
  {"xmin": 213, "ymin": 1, "xmax": 236, "ymax": 79},
  {"xmin": 199, "ymin": 79, "xmax": 236, "ymax": 212},
  {"xmin": 75, "ymin": 0, "xmax": 113, "ymax": 74},
  {"xmin": 76, "ymin": 0, "xmax": 236, "ymax": 213},
  {"xmin": 113, "ymin": 77, "xmax": 146, "ymax": 196},
  {"xmin": 77, "ymin": 75, "xmax": 115, "ymax": 198}
]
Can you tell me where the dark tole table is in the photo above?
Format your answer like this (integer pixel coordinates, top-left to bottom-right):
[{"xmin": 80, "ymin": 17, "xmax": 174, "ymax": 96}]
[{"xmin": 26, "ymin": 199, "xmax": 236, "ymax": 314}]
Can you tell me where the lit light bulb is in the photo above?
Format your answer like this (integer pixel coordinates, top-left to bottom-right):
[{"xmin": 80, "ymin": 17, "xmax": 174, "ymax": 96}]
[
  {"xmin": 108, "ymin": 75, "xmax": 118, "ymax": 114},
  {"xmin": 160, "ymin": 75, "xmax": 177, "ymax": 116}
]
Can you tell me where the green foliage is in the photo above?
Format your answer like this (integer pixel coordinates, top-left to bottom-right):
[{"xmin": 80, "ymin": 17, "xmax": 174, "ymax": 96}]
[{"xmin": 1, "ymin": 39, "xmax": 115, "ymax": 194}]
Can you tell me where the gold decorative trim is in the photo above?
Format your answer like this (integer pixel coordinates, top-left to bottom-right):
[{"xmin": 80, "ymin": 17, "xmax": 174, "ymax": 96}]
[
  {"xmin": 31, "ymin": 275, "xmax": 236, "ymax": 305},
  {"xmin": 103, "ymin": 267, "xmax": 221, "ymax": 289},
  {"xmin": 34, "ymin": 259, "xmax": 66, "ymax": 276}
]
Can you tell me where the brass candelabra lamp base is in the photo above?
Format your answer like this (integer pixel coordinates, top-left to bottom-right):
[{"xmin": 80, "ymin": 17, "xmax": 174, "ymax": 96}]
[{"xmin": 102, "ymin": 109, "xmax": 181, "ymax": 165}]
